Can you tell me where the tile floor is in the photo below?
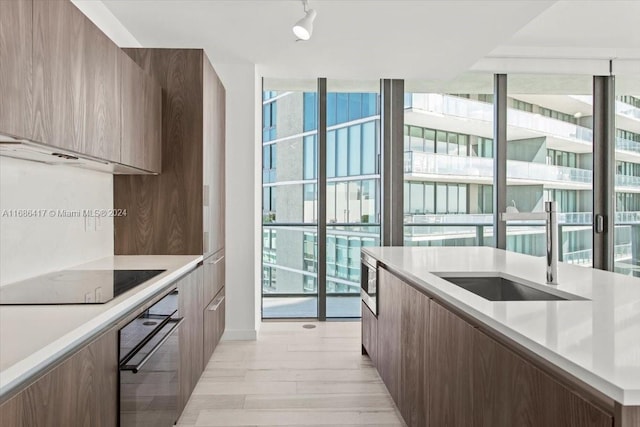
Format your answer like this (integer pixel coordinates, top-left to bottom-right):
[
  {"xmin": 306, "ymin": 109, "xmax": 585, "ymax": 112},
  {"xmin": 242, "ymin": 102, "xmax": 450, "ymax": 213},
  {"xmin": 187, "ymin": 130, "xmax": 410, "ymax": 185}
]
[{"xmin": 177, "ymin": 321, "xmax": 406, "ymax": 427}]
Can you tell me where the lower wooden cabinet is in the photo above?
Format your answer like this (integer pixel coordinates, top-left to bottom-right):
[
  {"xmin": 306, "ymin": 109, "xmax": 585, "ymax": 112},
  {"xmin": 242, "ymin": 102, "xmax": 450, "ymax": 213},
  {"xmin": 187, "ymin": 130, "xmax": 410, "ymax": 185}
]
[
  {"xmin": 399, "ymin": 283, "xmax": 429, "ymax": 427},
  {"xmin": 376, "ymin": 268, "xmax": 402, "ymax": 403},
  {"xmin": 428, "ymin": 300, "xmax": 475, "ymax": 427},
  {"xmin": 0, "ymin": 330, "xmax": 118, "ymax": 427},
  {"xmin": 360, "ymin": 301, "xmax": 377, "ymax": 364},
  {"xmin": 369, "ymin": 267, "xmax": 616, "ymax": 427},
  {"xmin": 203, "ymin": 287, "xmax": 225, "ymax": 367},
  {"xmin": 178, "ymin": 266, "xmax": 204, "ymax": 412},
  {"xmin": 473, "ymin": 330, "xmax": 612, "ymax": 427},
  {"xmin": 203, "ymin": 249, "xmax": 224, "ymax": 309}
]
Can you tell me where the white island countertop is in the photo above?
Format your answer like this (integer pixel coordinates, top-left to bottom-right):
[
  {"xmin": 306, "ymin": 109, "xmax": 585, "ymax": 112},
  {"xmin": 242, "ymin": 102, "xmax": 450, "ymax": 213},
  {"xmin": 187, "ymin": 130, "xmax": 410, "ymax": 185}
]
[
  {"xmin": 0, "ymin": 255, "xmax": 202, "ymax": 399},
  {"xmin": 363, "ymin": 246, "xmax": 640, "ymax": 406}
]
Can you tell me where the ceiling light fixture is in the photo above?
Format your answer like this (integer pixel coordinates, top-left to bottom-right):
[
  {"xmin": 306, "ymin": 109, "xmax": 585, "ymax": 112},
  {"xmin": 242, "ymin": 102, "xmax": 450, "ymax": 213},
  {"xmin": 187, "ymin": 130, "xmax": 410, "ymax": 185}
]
[{"xmin": 293, "ymin": 0, "xmax": 316, "ymax": 41}]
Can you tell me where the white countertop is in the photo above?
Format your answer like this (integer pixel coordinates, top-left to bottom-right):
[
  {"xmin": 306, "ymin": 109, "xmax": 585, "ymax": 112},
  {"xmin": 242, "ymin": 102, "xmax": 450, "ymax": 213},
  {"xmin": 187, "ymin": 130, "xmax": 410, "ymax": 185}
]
[
  {"xmin": 363, "ymin": 246, "xmax": 640, "ymax": 405},
  {"xmin": 0, "ymin": 255, "xmax": 202, "ymax": 399}
]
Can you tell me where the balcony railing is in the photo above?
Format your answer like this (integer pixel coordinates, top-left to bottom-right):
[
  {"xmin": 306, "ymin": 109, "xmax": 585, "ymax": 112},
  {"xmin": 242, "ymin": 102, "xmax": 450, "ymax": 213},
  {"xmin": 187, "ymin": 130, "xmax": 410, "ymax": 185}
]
[
  {"xmin": 405, "ymin": 212, "xmax": 640, "ymax": 226},
  {"xmin": 404, "ymin": 151, "xmax": 640, "ymax": 189},
  {"xmin": 403, "ymin": 222, "xmax": 635, "ymax": 266},
  {"xmin": 406, "ymin": 93, "xmax": 640, "ymax": 155}
]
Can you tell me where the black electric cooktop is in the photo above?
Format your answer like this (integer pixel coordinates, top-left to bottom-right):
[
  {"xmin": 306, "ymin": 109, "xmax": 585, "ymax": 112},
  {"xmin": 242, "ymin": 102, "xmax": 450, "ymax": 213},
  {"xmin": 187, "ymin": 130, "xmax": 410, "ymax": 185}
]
[{"xmin": 0, "ymin": 269, "xmax": 166, "ymax": 305}]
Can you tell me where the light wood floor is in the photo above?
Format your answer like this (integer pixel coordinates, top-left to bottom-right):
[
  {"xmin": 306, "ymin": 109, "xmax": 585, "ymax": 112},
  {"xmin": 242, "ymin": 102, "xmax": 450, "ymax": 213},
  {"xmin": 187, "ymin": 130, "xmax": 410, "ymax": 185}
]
[{"xmin": 178, "ymin": 321, "xmax": 406, "ymax": 427}]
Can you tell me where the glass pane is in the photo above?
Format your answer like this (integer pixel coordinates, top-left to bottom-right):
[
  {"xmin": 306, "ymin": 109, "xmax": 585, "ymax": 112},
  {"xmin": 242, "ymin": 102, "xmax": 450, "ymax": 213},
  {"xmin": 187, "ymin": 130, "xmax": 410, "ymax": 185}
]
[
  {"xmin": 361, "ymin": 122, "xmax": 376, "ymax": 175},
  {"xmin": 348, "ymin": 181, "xmax": 362, "ymax": 223},
  {"xmin": 348, "ymin": 125, "xmax": 361, "ymax": 175},
  {"xmin": 615, "ymin": 74, "xmax": 640, "ymax": 277},
  {"xmin": 303, "ymin": 135, "xmax": 316, "ymax": 180},
  {"xmin": 262, "ymin": 84, "xmax": 318, "ymax": 319},
  {"xmin": 326, "ymin": 81, "xmax": 381, "ymax": 318},
  {"xmin": 327, "ymin": 130, "xmax": 336, "ymax": 178},
  {"xmin": 336, "ymin": 128, "xmax": 348, "ymax": 177},
  {"xmin": 410, "ymin": 182, "xmax": 425, "ymax": 214},
  {"xmin": 507, "ymin": 74, "xmax": 593, "ymax": 265},
  {"xmin": 404, "ymin": 74, "xmax": 495, "ymax": 247}
]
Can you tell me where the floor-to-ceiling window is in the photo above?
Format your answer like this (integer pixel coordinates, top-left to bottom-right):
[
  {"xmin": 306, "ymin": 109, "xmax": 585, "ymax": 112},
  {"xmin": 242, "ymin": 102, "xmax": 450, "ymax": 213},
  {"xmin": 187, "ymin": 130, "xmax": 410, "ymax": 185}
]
[
  {"xmin": 326, "ymin": 81, "xmax": 381, "ymax": 317},
  {"xmin": 261, "ymin": 80, "xmax": 380, "ymax": 319},
  {"xmin": 615, "ymin": 75, "xmax": 640, "ymax": 277},
  {"xmin": 262, "ymin": 74, "xmax": 639, "ymax": 320},
  {"xmin": 261, "ymin": 83, "xmax": 319, "ymax": 318},
  {"xmin": 403, "ymin": 75, "xmax": 495, "ymax": 248},
  {"xmin": 504, "ymin": 74, "xmax": 594, "ymax": 265}
]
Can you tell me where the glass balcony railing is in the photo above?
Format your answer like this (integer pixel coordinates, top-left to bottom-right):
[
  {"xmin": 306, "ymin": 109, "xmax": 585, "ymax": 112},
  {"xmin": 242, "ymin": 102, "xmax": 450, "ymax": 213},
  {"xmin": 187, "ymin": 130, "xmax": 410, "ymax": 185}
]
[
  {"xmin": 406, "ymin": 94, "xmax": 640, "ymax": 155},
  {"xmin": 404, "ymin": 212, "xmax": 640, "ymax": 226},
  {"xmin": 404, "ymin": 151, "xmax": 640, "ymax": 189},
  {"xmin": 571, "ymin": 95, "xmax": 640, "ymax": 121}
]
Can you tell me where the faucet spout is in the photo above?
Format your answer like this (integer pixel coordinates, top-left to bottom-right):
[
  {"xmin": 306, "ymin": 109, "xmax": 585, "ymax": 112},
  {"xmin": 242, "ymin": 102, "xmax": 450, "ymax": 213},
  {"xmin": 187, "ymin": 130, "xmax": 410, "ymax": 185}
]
[
  {"xmin": 501, "ymin": 201, "xmax": 559, "ymax": 285},
  {"xmin": 544, "ymin": 201, "xmax": 559, "ymax": 285}
]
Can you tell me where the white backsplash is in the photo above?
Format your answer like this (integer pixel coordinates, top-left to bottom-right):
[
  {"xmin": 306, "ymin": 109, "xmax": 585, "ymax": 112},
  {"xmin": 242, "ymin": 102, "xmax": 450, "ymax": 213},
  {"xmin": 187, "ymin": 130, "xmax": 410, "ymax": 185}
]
[{"xmin": 0, "ymin": 157, "xmax": 113, "ymax": 286}]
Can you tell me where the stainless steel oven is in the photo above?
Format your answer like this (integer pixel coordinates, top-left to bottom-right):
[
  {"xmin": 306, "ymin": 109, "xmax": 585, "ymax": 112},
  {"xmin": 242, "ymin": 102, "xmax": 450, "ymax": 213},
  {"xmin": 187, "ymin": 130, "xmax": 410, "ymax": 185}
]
[
  {"xmin": 361, "ymin": 252, "xmax": 377, "ymax": 315},
  {"xmin": 119, "ymin": 289, "xmax": 183, "ymax": 427}
]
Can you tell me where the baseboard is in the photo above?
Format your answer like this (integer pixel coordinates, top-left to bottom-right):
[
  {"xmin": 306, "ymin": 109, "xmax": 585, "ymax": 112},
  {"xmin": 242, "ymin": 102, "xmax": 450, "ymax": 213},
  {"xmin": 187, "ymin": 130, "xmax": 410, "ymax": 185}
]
[{"xmin": 221, "ymin": 328, "xmax": 258, "ymax": 341}]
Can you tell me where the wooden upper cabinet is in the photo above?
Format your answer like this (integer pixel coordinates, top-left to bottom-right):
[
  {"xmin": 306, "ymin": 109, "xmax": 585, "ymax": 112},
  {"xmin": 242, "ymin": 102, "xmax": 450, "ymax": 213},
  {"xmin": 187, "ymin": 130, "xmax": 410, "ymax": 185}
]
[
  {"xmin": 115, "ymin": 49, "xmax": 225, "ymax": 256},
  {"xmin": 0, "ymin": 0, "xmax": 32, "ymax": 139},
  {"xmin": 203, "ymin": 56, "xmax": 225, "ymax": 256},
  {"xmin": 32, "ymin": 0, "xmax": 121, "ymax": 162},
  {"xmin": 121, "ymin": 52, "xmax": 162, "ymax": 173}
]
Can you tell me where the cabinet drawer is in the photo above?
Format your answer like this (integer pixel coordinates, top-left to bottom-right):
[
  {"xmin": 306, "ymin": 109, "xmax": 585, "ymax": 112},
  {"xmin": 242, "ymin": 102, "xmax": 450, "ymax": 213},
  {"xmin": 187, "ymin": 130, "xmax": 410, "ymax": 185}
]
[
  {"xmin": 203, "ymin": 249, "xmax": 224, "ymax": 307},
  {"xmin": 203, "ymin": 287, "xmax": 225, "ymax": 367},
  {"xmin": 361, "ymin": 301, "xmax": 377, "ymax": 365}
]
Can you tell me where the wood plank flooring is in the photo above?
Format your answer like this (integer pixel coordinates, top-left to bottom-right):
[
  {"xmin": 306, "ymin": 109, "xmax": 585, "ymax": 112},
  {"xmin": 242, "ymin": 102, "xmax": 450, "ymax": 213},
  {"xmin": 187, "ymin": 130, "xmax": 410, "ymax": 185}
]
[{"xmin": 178, "ymin": 321, "xmax": 406, "ymax": 427}]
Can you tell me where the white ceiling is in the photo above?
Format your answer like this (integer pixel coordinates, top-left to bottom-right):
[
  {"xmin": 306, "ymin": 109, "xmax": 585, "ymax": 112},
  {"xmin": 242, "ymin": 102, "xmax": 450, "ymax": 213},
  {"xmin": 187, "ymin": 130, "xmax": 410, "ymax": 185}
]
[{"xmin": 81, "ymin": 0, "xmax": 640, "ymax": 91}]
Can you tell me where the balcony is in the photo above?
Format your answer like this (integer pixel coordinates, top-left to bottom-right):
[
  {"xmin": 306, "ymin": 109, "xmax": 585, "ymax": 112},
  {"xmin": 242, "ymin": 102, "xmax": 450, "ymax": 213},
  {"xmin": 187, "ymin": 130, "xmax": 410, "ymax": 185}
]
[
  {"xmin": 406, "ymin": 93, "xmax": 640, "ymax": 155},
  {"xmin": 404, "ymin": 151, "xmax": 640, "ymax": 190}
]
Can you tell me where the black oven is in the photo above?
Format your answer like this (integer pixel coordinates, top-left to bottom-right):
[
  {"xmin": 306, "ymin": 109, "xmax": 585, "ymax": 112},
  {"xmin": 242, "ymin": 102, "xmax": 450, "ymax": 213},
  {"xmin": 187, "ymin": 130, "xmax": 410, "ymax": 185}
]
[
  {"xmin": 361, "ymin": 252, "xmax": 377, "ymax": 315},
  {"xmin": 119, "ymin": 289, "xmax": 182, "ymax": 427}
]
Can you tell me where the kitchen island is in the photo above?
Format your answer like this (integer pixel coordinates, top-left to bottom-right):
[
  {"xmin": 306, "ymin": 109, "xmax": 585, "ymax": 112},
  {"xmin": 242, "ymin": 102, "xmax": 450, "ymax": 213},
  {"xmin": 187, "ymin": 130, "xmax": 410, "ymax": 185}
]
[{"xmin": 361, "ymin": 246, "xmax": 640, "ymax": 427}]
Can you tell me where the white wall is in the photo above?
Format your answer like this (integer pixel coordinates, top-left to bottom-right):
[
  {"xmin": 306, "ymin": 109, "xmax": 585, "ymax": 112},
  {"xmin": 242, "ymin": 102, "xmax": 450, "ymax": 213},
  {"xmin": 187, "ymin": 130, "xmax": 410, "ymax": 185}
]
[
  {"xmin": 0, "ymin": 157, "xmax": 114, "ymax": 285},
  {"xmin": 214, "ymin": 62, "xmax": 262, "ymax": 340}
]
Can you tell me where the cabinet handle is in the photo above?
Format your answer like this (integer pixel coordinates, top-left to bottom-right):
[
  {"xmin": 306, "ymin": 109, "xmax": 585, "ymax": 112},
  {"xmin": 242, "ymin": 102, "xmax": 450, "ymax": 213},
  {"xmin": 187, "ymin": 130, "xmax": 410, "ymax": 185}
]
[
  {"xmin": 213, "ymin": 254, "xmax": 225, "ymax": 265},
  {"xmin": 208, "ymin": 295, "xmax": 225, "ymax": 311},
  {"xmin": 120, "ymin": 317, "xmax": 184, "ymax": 373}
]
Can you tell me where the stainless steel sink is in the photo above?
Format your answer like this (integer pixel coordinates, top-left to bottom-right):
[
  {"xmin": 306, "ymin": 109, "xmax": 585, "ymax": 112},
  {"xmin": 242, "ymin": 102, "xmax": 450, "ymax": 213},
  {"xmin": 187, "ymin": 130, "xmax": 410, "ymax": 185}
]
[{"xmin": 435, "ymin": 275, "xmax": 582, "ymax": 301}]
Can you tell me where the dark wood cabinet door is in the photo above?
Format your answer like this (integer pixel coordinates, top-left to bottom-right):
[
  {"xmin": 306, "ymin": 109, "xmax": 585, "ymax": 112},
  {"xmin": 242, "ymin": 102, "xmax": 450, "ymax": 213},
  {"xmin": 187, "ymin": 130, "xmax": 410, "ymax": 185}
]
[
  {"xmin": 203, "ymin": 249, "xmax": 225, "ymax": 309},
  {"xmin": 400, "ymin": 283, "xmax": 430, "ymax": 427},
  {"xmin": 33, "ymin": 0, "xmax": 121, "ymax": 162},
  {"xmin": 202, "ymin": 56, "xmax": 225, "ymax": 256},
  {"xmin": 178, "ymin": 266, "xmax": 204, "ymax": 412},
  {"xmin": 0, "ymin": 0, "xmax": 32, "ymax": 139},
  {"xmin": 473, "ymin": 330, "xmax": 612, "ymax": 427},
  {"xmin": 428, "ymin": 300, "xmax": 475, "ymax": 427},
  {"xmin": 377, "ymin": 268, "xmax": 402, "ymax": 404},
  {"xmin": 121, "ymin": 52, "xmax": 162, "ymax": 173},
  {"xmin": 361, "ymin": 301, "xmax": 378, "ymax": 365},
  {"xmin": 203, "ymin": 287, "xmax": 225, "ymax": 368},
  {"xmin": 0, "ymin": 330, "xmax": 118, "ymax": 427},
  {"xmin": 115, "ymin": 49, "xmax": 204, "ymax": 255}
]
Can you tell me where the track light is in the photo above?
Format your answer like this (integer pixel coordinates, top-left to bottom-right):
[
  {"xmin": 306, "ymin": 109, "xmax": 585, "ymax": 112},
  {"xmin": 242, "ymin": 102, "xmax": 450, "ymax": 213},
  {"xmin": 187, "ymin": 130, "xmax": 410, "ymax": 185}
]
[{"xmin": 293, "ymin": 0, "xmax": 316, "ymax": 41}]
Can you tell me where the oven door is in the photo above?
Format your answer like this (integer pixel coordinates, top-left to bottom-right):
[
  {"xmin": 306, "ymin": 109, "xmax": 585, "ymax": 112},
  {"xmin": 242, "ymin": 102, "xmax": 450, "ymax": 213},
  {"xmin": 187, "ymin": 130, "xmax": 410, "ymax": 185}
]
[
  {"xmin": 361, "ymin": 254, "xmax": 377, "ymax": 315},
  {"xmin": 119, "ymin": 291, "xmax": 183, "ymax": 427}
]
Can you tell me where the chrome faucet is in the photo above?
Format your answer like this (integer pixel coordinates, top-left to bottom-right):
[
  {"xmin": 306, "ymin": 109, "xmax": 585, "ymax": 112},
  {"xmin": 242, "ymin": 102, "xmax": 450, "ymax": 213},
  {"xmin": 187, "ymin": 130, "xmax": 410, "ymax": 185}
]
[{"xmin": 501, "ymin": 201, "xmax": 559, "ymax": 285}]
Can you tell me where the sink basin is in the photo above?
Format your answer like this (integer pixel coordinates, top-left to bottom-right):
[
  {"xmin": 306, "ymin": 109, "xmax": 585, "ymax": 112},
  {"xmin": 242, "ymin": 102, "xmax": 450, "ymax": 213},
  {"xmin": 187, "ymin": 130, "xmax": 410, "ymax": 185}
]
[{"xmin": 435, "ymin": 275, "xmax": 581, "ymax": 301}]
